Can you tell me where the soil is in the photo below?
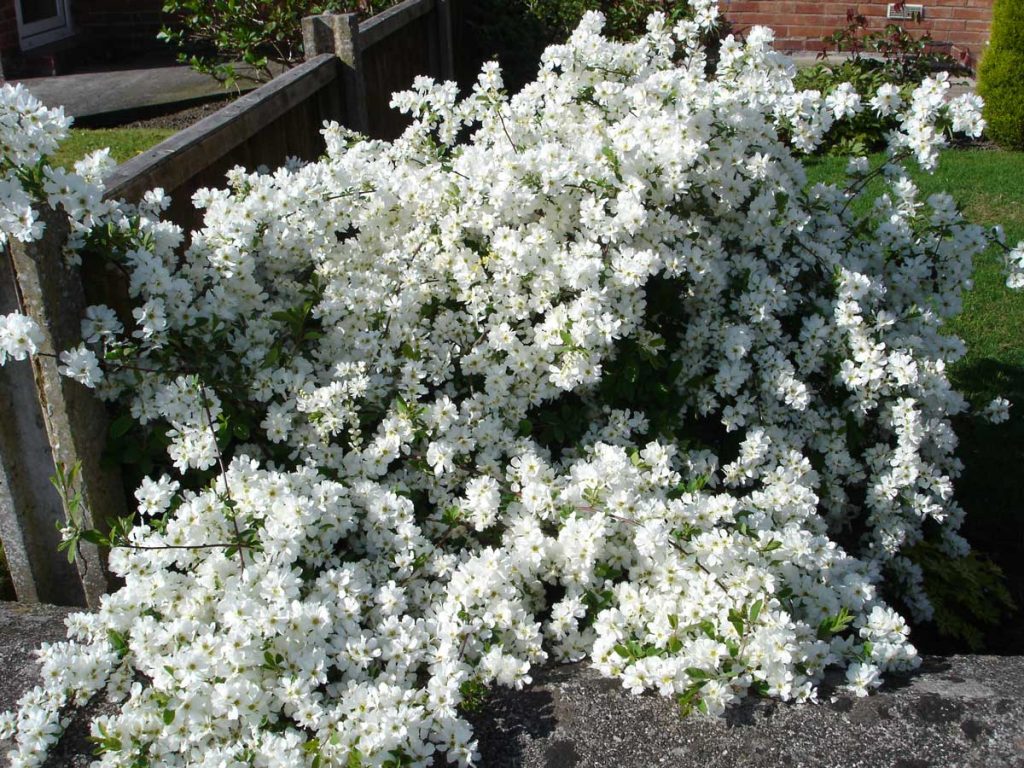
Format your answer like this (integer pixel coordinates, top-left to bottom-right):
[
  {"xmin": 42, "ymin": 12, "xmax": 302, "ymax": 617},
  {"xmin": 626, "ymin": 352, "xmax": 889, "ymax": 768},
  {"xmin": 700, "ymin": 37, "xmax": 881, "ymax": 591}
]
[{"xmin": 107, "ymin": 96, "xmax": 240, "ymax": 131}]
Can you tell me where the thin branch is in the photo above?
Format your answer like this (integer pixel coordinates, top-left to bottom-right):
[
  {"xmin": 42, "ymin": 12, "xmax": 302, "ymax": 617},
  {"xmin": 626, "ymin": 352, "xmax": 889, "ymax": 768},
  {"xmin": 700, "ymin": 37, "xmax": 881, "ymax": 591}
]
[{"xmin": 200, "ymin": 381, "xmax": 247, "ymax": 572}]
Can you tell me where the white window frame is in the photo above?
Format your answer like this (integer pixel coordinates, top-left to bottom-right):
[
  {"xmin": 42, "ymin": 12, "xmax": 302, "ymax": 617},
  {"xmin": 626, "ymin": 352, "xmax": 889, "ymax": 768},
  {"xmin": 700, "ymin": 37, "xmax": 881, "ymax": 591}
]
[{"xmin": 15, "ymin": 0, "xmax": 73, "ymax": 51}]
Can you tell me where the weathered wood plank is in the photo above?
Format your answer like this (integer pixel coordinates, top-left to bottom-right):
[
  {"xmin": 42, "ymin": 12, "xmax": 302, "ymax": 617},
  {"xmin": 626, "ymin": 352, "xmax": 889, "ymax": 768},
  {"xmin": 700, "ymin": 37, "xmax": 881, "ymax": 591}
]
[
  {"xmin": 103, "ymin": 55, "xmax": 342, "ymax": 204},
  {"xmin": 363, "ymin": 11, "xmax": 436, "ymax": 139},
  {"xmin": 360, "ymin": 0, "xmax": 435, "ymax": 49},
  {"xmin": 436, "ymin": 0, "xmax": 455, "ymax": 81}
]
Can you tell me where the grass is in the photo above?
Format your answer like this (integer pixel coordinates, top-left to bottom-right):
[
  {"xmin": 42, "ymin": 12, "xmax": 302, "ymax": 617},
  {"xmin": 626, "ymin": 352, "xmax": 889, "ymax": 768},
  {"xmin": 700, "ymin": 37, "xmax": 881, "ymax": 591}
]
[
  {"xmin": 804, "ymin": 150, "xmax": 1024, "ymax": 361},
  {"xmin": 806, "ymin": 148, "xmax": 1024, "ymax": 651},
  {"xmin": 47, "ymin": 128, "xmax": 176, "ymax": 169}
]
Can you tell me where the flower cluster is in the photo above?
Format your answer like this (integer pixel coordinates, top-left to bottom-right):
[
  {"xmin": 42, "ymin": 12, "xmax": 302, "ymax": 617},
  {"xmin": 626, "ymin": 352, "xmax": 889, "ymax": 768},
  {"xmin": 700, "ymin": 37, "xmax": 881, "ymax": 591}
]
[
  {"xmin": 0, "ymin": 4, "xmax": 1020, "ymax": 767},
  {"xmin": 0, "ymin": 312, "xmax": 44, "ymax": 365}
]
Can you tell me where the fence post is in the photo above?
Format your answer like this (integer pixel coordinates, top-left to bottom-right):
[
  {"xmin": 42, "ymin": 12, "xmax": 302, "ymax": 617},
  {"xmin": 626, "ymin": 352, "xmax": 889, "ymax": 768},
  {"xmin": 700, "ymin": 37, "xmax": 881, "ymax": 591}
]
[
  {"xmin": 436, "ymin": 0, "xmax": 455, "ymax": 81},
  {"xmin": 0, "ymin": 245, "xmax": 86, "ymax": 606},
  {"xmin": 302, "ymin": 13, "xmax": 369, "ymax": 134},
  {"xmin": 3, "ymin": 208, "xmax": 121, "ymax": 608}
]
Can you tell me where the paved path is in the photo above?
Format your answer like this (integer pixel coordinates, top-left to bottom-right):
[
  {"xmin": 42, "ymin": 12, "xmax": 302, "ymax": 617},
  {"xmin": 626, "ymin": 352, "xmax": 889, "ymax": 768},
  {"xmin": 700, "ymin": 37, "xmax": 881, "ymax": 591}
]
[
  {"xmin": 12, "ymin": 63, "xmax": 257, "ymax": 124},
  {"xmin": 1, "ymin": 602, "xmax": 1022, "ymax": 768}
]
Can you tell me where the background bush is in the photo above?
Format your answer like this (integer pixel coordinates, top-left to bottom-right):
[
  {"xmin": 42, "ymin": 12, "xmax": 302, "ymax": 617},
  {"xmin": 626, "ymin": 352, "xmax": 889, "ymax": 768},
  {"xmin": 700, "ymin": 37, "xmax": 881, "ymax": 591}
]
[
  {"xmin": 794, "ymin": 16, "xmax": 964, "ymax": 156},
  {"xmin": 455, "ymin": 0, "xmax": 722, "ymax": 95},
  {"xmin": 977, "ymin": 0, "xmax": 1024, "ymax": 149},
  {"xmin": 524, "ymin": 0, "xmax": 697, "ymax": 41},
  {"xmin": 159, "ymin": 0, "xmax": 394, "ymax": 85}
]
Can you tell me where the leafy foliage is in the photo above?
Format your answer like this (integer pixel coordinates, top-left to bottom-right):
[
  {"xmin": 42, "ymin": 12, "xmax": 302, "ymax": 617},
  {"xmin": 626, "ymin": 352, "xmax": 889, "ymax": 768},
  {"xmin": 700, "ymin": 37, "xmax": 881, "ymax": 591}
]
[
  {"xmin": 903, "ymin": 541, "xmax": 1015, "ymax": 650},
  {"xmin": 794, "ymin": 11, "xmax": 966, "ymax": 155},
  {"xmin": 158, "ymin": 0, "xmax": 395, "ymax": 86},
  {"xmin": 456, "ymin": 0, "xmax": 726, "ymax": 95},
  {"xmin": 525, "ymin": 0, "xmax": 698, "ymax": 41},
  {"xmin": 977, "ymin": 0, "xmax": 1024, "ymax": 149}
]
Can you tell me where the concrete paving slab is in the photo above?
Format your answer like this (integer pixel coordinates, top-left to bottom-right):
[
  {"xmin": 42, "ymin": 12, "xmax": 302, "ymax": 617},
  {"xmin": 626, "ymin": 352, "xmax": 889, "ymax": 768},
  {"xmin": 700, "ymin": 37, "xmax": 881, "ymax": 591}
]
[
  {"xmin": 12, "ymin": 64, "xmax": 258, "ymax": 124},
  {"xmin": 1, "ymin": 602, "xmax": 1022, "ymax": 767},
  {"xmin": 467, "ymin": 657, "xmax": 1024, "ymax": 768}
]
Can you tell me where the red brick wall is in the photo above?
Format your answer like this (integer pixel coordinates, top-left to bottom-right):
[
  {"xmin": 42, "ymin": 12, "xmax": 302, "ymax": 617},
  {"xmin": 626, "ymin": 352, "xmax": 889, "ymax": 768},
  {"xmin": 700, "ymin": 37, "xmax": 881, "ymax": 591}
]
[{"xmin": 721, "ymin": 0, "xmax": 993, "ymax": 63}]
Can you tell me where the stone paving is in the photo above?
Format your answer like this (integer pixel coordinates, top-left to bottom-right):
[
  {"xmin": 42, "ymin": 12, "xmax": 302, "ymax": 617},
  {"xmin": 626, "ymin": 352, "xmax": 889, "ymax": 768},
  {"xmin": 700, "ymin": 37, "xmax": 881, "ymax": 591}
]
[
  {"xmin": 10, "ymin": 61, "xmax": 258, "ymax": 125},
  {"xmin": 1, "ymin": 602, "xmax": 1022, "ymax": 768}
]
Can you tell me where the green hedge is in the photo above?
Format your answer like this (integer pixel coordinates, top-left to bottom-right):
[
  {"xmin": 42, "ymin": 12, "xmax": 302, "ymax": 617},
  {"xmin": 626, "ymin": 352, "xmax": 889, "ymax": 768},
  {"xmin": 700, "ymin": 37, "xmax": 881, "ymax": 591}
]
[{"xmin": 977, "ymin": 0, "xmax": 1024, "ymax": 149}]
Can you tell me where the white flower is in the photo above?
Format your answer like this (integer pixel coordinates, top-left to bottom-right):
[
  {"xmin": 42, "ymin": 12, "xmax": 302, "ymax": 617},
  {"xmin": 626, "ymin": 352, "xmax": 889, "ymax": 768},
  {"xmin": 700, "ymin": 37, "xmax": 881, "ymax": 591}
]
[
  {"xmin": 845, "ymin": 662, "xmax": 882, "ymax": 697},
  {"xmin": 869, "ymin": 83, "xmax": 903, "ymax": 116},
  {"xmin": 57, "ymin": 344, "xmax": 102, "ymax": 387},
  {"xmin": 982, "ymin": 396, "xmax": 1011, "ymax": 424},
  {"xmin": 0, "ymin": 312, "xmax": 44, "ymax": 364},
  {"xmin": 134, "ymin": 475, "xmax": 179, "ymax": 516}
]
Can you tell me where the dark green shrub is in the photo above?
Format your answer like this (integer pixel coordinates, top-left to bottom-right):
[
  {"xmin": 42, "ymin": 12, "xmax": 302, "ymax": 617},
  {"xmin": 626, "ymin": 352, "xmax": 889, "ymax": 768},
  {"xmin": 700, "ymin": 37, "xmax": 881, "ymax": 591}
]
[
  {"xmin": 794, "ymin": 13, "xmax": 965, "ymax": 155},
  {"xmin": 159, "ymin": 0, "xmax": 394, "ymax": 86},
  {"xmin": 525, "ymin": 0, "xmax": 696, "ymax": 42},
  {"xmin": 793, "ymin": 60, "xmax": 905, "ymax": 155},
  {"xmin": 455, "ymin": 0, "xmax": 552, "ymax": 95},
  {"xmin": 977, "ymin": 0, "xmax": 1024, "ymax": 149},
  {"xmin": 456, "ymin": 1, "xmax": 727, "ymax": 96}
]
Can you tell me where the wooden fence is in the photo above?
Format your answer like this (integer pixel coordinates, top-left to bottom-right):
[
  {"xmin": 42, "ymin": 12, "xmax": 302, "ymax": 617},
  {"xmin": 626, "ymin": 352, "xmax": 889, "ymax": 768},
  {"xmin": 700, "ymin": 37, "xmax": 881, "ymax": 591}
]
[
  {"xmin": 106, "ymin": 0, "xmax": 455, "ymax": 223},
  {"xmin": 0, "ymin": 0, "xmax": 454, "ymax": 607}
]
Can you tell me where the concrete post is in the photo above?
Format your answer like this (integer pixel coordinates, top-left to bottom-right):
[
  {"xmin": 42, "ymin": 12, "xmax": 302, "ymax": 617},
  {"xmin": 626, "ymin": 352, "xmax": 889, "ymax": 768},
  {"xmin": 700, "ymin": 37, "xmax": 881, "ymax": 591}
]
[
  {"xmin": 4, "ymin": 208, "xmax": 121, "ymax": 608},
  {"xmin": 0, "ymin": 244, "xmax": 85, "ymax": 606},
  {"xmin": 302, "ymin": 13, "xmax": 369, "ymax": 134}
]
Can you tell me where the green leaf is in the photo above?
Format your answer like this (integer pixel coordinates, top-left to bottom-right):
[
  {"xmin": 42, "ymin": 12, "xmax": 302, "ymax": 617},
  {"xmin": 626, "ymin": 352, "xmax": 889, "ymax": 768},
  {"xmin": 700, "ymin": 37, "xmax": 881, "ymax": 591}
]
[
  {"xmin": 79, "ymin": 529, "xmax": 105, "ymax": 545},
  {"xmin": 749, "ymin": 599, "xmax": 763, "ymax": 625},
  {"xmin": 677, "ymin": 681, "xmax": 706, "ymax": 716},
  {"xmin": 728, "ymin": 608, "xmax": 745, "ymax": 636},
  {"xmin": 162, "ymin": 708, "xmax": 175, "ymax": 725},
  {"xmin": 108, "ymin": 629, "xmax": 129, "ymax": 656},
  {"xmin": 109, "ymin": 414, "xmax": 134, "ymax": 439},
  {"xmin": 698, "ymin": 620, "xmax": 717, "ymax": 640}
]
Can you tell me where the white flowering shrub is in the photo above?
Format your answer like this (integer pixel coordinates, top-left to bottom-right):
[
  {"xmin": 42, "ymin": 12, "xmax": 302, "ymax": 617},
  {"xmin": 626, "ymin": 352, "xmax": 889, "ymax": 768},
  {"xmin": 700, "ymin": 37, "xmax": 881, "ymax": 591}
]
[{"xmin": 0, "ymin": 4, "xmax": 1021, "ymax": 766}]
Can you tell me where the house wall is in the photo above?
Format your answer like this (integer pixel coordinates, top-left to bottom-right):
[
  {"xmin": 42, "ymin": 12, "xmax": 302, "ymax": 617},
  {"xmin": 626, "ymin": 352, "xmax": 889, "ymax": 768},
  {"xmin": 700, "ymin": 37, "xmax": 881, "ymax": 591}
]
[
  {"xmin": 0, "ymin": 0, "xmax": 165, "ymax": 78},
  {"xmin": 70, "ymin": 0, "xmax": 164, "ymax": 54},
  {"xmin": 720, "ymin": 0, "xmax": 993, "ymax": 63}
]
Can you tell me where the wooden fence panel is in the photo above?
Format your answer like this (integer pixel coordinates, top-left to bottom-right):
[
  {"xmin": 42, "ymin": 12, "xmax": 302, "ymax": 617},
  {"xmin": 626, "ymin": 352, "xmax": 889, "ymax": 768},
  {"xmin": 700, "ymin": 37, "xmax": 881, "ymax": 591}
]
[
  {"xmin": 103, "ymin": 54, "xmax": 345, "ymax": 217},
  {"xmin": 362, "ymin": 7, "xmax": 439, "ymax": 140},
  {"xmin": 0, "ymin": 243, "xmax": 85, "ymax": 606}
]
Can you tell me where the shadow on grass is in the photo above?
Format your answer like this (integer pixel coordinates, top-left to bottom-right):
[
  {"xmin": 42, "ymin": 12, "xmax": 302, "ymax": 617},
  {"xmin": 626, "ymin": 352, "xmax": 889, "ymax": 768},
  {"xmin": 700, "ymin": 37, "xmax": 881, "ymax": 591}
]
[{"xmin": 938, "ymin": 356, "xmax": 1024, "ymax": 654}]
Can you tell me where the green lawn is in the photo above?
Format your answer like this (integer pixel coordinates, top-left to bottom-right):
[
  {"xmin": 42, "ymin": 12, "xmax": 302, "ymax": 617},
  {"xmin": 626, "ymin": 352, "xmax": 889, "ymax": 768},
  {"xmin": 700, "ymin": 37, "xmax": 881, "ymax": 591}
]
[
  {"xmin": 47, "ymin": 128, "xmax": 176, "ymax": 169},
  {"xmin": 807, "ymin": 149, "xmax": 1024, "ymax": 650}
]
